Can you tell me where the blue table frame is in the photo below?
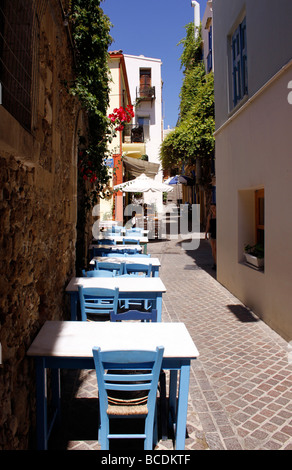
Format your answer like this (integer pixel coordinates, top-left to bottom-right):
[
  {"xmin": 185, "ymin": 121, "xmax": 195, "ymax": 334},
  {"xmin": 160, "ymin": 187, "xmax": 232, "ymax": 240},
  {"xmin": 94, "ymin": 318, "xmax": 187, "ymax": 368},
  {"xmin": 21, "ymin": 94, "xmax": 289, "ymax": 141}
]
[
  {"xmin": 66, "ymin": 277, "xmax": 166, "ymax": 321},
  {"xmin": 90, "ymin": 257, "xmax": 161, "ymax": 278},
  {"xmin": 27, "ymin": 322, "xmax": 199, "ymax": 450}
]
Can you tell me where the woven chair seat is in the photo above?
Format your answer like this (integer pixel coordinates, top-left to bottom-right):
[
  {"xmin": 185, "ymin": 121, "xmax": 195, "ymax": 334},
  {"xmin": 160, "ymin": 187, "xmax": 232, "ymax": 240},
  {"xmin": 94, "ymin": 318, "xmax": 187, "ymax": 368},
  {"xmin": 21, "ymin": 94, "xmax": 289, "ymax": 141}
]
[
  {"xmin": 107, "ymin": 384, "xmax": 149, "ymax": 415},
  {"xmin": 107, "ymin": 398, "xmax": 148, "ymax": 416}
]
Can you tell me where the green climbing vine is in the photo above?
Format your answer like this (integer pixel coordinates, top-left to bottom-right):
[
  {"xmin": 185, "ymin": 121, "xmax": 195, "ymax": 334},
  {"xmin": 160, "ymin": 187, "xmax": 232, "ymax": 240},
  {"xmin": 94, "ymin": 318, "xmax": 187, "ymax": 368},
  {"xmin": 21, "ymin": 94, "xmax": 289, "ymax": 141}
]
[{"xmin": 68, "ymin": 0, "xmax": 113, "ymax": 209}]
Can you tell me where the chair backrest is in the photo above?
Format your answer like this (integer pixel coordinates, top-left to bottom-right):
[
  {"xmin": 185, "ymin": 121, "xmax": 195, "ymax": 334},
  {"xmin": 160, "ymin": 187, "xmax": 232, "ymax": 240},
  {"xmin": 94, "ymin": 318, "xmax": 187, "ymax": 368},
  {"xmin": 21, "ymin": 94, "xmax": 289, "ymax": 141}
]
[
  {"xmin": 98, "ymin": 239, "xmax": 116, "ymax": 245},
  {"xmin": 120, "ymin": 247, "xmax": 139, "ymax": 255},
  {"xmin": 126, "ymin": 228, "xmax": 143, "ymax": 235},
  {"xmin": 82, "ymin": 269, "xmax": 114, "ymax": 277},
  {"xmin": 92, "ymin": 345, "xmax": 164, "ymax": 419},
  {"xmin": 92, "ymin": 247, "xmax": 104, "ymax": 257},
  {"xmin": 94, "ymin": 261, "xmax": 124, "ymax": 276},
  {"xmin": 110, "ymin": 309, "xmax": 157, "ymax": 322},
  {"xmin": 126, "ymin": 253, "xmax": 150, "ymax": 258},
  {"xmin": 124, "ymin": 263, "xmax": 152, "ymax": 277},
  {"xmin": 111, "ymin": 225, "xmax": 123, "ymax": 233},
  {"xmin": 103, "ymin": 253, "xmax": 127, "ymax": 258},
  {"xmin": 78, "ymin": 286, "xmax": 119, "ymax": 321},
  {"xmin": 123, "ymin": 238, "xmax": 140, "ymax": 245}
]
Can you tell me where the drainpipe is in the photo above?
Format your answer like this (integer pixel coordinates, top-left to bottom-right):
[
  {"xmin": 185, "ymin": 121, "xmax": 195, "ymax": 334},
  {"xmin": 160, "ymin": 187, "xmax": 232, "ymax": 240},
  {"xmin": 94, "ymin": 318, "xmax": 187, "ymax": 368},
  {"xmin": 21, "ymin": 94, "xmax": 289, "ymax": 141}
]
[{"xmin": 191, "ymin": 1, "xmax": 200, "ymax": 39}]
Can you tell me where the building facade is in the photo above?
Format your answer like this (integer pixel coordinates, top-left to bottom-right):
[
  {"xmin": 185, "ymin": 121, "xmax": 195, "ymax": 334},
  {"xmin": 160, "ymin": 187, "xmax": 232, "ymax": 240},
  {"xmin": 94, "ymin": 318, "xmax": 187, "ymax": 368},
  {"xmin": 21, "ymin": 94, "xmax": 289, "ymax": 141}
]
[
  {"xmin": 213, "ymin": 0, "xmax": 292, "ymax": 340},
  {"xmin": 100, "ymin": 51, "xmax": 132, "ymax": 223},
  {"xmin": 123, "ymin": 54, "xmax": 163, "ymax": 214}
]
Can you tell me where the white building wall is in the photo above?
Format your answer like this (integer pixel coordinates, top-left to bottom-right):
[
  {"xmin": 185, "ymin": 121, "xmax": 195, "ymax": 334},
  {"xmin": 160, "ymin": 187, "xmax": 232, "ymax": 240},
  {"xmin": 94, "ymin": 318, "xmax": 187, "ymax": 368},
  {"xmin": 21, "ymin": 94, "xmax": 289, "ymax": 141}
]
[
  {"xmin": 213, "ymin": 0, "xmax": 292, "ymax": 341},
  {"xmin": 124, "ymin": 54, "xmax": 164, "ymax": 213}
]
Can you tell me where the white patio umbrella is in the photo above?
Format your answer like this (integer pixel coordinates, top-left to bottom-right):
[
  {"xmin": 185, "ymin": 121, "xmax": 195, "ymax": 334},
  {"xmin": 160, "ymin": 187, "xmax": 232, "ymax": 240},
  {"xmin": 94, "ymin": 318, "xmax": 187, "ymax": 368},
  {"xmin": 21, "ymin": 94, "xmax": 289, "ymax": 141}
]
[{"xmin": 114, "ymin": 173, "xmax": 173, "ymax": 193}]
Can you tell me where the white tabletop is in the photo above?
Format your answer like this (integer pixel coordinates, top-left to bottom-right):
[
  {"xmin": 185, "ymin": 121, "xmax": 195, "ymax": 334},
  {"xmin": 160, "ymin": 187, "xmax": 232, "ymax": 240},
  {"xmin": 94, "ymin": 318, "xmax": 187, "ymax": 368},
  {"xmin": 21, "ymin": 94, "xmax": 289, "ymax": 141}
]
[
  {"xmin": 27, "ymin": 321, "xmax": 199, "ymax": 359},
  {"xmin": 90, "ymin": 256, "xmax": 161, "ymax": 266},
  {"xmin": 66, "ymin": 276, "xmax": 166, "ymax": 293}
]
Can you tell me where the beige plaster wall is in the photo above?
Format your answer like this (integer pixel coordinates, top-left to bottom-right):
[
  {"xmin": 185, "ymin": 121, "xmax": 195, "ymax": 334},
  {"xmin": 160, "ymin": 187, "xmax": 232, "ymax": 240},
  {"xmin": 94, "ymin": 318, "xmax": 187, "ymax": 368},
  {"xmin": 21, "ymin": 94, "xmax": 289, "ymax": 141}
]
[{"xmin": 216, "ymin": 68, "xmax": 292, "ymax": 341}]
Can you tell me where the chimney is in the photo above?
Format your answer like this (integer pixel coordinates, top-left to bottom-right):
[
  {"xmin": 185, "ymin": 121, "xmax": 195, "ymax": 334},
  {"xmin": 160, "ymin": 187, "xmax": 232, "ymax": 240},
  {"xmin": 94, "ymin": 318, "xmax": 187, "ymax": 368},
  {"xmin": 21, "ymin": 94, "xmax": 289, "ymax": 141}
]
[{"xmin": 191, "ymin": 1, "xmax": 200, "ymax": 38}]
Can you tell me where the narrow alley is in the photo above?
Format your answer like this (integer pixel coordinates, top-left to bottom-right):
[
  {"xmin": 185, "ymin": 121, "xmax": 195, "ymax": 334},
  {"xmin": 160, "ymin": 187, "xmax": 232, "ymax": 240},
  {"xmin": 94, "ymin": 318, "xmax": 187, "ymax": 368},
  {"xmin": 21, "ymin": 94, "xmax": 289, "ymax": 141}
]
[{"xmin": 49, "ymin": 233, "xmax": 292, "ymax": 451}]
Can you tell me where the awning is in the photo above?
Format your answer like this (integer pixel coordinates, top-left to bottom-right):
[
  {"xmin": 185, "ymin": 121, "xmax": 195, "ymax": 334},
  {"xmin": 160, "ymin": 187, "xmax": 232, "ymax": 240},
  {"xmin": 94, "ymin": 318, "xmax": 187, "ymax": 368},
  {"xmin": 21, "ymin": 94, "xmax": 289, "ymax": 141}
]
[{"xmin": 123, "ymin": 156, "xmax": 159, "ymax": 178}]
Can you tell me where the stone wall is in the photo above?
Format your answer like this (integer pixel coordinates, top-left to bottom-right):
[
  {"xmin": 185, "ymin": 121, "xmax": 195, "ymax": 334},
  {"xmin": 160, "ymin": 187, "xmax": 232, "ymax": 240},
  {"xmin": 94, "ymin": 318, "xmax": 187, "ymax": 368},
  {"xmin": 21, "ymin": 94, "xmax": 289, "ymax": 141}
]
[{"xmin": 0, "ymin": 0, "xmax": 88, "ymax": 449}]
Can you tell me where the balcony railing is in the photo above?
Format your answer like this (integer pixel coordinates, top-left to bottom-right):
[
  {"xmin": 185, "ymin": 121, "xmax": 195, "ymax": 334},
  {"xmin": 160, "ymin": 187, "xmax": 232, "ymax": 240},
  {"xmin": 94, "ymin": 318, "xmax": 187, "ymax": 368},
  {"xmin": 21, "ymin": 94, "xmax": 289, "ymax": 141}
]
[{"xmin": 136, "ymin": 86, "xmax": 156, "ymax": 101}]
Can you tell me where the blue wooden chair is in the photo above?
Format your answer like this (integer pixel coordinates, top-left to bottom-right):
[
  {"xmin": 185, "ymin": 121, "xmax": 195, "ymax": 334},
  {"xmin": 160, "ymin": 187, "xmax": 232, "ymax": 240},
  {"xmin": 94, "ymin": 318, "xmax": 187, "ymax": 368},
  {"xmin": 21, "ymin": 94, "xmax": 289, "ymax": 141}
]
[
  {"xmin": 124, "ymin": 263, "xmax": 152, "ymax": 277},
  {"xmin": 123, "ymin": 263, "xmax": 152, "ymax": 310},
  {"xmin": 111, "ymin": 225, "xmax": 123, "ymax": 234},
  {"xmin": 78, "ymin": 286, "xmax": 119, "ymax": 321},
  {"xmin": 94, "ymin": 261, "xmax": 124, "ymax": 276},
  {"xmin": 98, "ymin": 239, "xmax": 116, "ymax": 245},
  {"xmin": 126, "ymin": 253, "xmax": 150, "ymax": 258},
  {"xmin": 110, "ymin": 309, "xmax": 157, "ymax": 322},
  {"xmin": 123, "ymin": 238, "xmax": 140, "ymax": 245},
  {"xmin": 91, "ymin": 247, "xmax": 107, "ymax": 257},
  {"xmin": 109, "ymin": 309, "xmax": 168, "ymax": 441},
  {"xmin": 126, "ymin": 228, "xmax": 143, "ymax": 235},
  {"xmin": 92, "ymin": 345, "xmax": 164, "ymax": 450},
  {"xmin": 102, "ymin": 253, "xmax": 127, "ymax": 258},
  {"xmin": 82, "ymin": 269, "xmax": 114, "ymax": 278},
  {"xmin": 123, "ymin": 248, "xmax": 139, "ymax": 255}
]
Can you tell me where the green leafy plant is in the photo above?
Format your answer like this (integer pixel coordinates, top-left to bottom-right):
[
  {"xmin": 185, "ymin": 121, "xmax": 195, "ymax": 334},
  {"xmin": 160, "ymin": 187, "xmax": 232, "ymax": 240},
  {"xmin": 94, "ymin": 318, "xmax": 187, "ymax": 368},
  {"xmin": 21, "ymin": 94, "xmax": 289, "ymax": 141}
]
[
  {"xmin": 244, "ymin": 243, "xmax": 265, "ymax": 259},
  {"xmin": 160, "ymin": 22, "xmax": 215, "ymax": 188},
  {"xmin": 68, "ymin": 0, "xmax": 113, "ymax": 208}
]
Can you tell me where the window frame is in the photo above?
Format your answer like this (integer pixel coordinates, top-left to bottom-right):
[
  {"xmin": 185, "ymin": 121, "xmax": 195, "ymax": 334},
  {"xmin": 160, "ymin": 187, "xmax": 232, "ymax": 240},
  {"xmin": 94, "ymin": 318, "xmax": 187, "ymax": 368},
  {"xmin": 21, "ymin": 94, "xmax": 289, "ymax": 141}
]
[
  {"xmin": 137, "ymin": 115, "xmax": 150, "ymax": 141},
  {"xmin": 255, "ymin": 188, "xmax": 264, "ymax": 245},
  {"xmin": 231, "ymin": 17, "xmax": 248, "ymax": 108},
  {"xmin": 207, "ymin": 26, "xmax": 213, "ymax": 73},
  {"xmin": 0, "ymin": 0, "xmax": 34, "ymax": 132}
]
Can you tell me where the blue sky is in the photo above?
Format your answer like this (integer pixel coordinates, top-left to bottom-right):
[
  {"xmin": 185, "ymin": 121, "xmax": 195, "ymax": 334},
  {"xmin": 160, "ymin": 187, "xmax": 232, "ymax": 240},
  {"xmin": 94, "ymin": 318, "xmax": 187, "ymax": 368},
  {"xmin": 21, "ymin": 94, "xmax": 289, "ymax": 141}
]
[{"xmin": 101, "ymin": 0, "xmax": 207, "ymax": 130}]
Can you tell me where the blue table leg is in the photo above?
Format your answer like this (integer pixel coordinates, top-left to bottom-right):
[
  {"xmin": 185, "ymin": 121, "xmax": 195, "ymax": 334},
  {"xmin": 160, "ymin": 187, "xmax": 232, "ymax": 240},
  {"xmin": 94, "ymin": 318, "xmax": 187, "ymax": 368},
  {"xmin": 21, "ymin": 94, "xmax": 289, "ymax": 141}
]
[
  {"xmin": 175, "ymin": 362, "xmax": 190, "ymax": 450},
  {"xmin": 153, "ymin": 267, "xmax": 159, "ymax": 277},
  {"xmin": 52, "ymin": 368, "xmax": 61, "ymax": 426},
  {"xmin": 156, "ymin": 294, "xmax": 162, "ymax": 321},
  {"xmin": 169, "ymin": 369, "xmax": 178, "ymax": 433},
  {"xmin": 35, "ymin": 357, "xmax": 47, "ymax": 450},
  {"xmin": 70, "ymin": 292, "xmax": 78, "ymax": 321}
]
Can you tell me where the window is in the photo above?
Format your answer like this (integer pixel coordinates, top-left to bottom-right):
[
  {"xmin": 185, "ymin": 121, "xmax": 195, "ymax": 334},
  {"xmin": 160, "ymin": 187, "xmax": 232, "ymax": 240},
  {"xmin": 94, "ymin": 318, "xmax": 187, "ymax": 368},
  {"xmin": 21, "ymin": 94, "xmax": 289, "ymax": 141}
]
[
  {"xmin": 0, "ymin": 0, "xmax": 34, "ymax": 131},
  {"xmin": 231, "ymin": 17, "xmax": 248, "ymax": 107},
  {"xmin": 238, "ymin": 188, "xmax": 265, "ymax": 269},
  {"xmin": 255, "ymin": 189, "xmax": 264, "ymax": 245},
  {"xmin": 139, "ymin": 68, "xmax": 151, "ymax": 96},
  {"xmin": 207, "ymin": 26, "xmax": 213, "ymax": 73},
  {"xmin": 138, "ymin": 68, "xmax": 155, "ymax": 100},
  {"xmin": 137, "ymin": 116, "xmax": 150, "ymax": 141}
]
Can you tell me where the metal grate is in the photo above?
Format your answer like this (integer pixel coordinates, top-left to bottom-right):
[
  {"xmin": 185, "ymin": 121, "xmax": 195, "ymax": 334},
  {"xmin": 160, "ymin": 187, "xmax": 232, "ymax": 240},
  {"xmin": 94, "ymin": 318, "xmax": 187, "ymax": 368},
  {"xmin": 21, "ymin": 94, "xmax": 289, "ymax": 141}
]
[{"xmin": 0, "ymin": 0, "xmax": 34, "ymax": 131}]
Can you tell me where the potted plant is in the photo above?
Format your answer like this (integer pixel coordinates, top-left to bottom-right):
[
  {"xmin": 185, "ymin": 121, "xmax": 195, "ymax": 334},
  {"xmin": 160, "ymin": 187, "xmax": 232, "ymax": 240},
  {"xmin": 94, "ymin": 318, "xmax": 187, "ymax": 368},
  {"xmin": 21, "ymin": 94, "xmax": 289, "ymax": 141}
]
[{"xmin": 244, "ymin": 243, "xmax": 264, "ymax": 268}]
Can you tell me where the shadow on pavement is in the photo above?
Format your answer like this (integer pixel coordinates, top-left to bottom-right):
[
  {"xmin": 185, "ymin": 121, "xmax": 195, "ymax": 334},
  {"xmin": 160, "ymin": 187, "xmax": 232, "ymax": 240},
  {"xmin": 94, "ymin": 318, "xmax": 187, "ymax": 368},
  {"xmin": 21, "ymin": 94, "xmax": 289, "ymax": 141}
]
[{"xmin": 227, "ymin": 304, "xmax": 259, "ymax": 323}]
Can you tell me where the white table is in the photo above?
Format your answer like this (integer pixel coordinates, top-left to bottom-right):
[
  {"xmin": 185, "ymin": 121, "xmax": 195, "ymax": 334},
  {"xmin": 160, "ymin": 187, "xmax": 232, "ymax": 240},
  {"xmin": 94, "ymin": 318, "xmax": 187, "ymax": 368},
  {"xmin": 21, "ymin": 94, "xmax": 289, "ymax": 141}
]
[
  {"xmin": 90, "ymin": 256, "xmax": 161, "ymax": 277},
  {"xmin": 66, "ymin": 276, "xmax": 166, "ymax": 321},
  {"xmin": 95, "ymin": 235, "xmax": 149, "ymax": 254},
  {"xmin": 99, "ymin": 235, "xmax": 148, "ymax": 243},
  {"xmin": 27, "ymin": 321, "xmax": 199, "ymax": 450},
  {"xmin": 89, "ymin": 244, "xmax": 143, "ymax": 255}
]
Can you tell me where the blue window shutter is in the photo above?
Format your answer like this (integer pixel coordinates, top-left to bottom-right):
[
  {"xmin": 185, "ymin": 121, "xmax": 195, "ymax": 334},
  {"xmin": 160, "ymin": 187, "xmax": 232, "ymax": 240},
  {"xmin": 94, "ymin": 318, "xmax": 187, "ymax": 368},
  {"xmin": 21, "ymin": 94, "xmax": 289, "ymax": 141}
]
[
  {"xmin": 240, "ymin": 18, "xmax": 248, "ymax": 95},
  {"xmin": 232, "ymin": 27, "xmax": 241, "ymax": 106},
  {"xmin": 231, "ymin": 18, "xmax": 248, "ymax": 107}
]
